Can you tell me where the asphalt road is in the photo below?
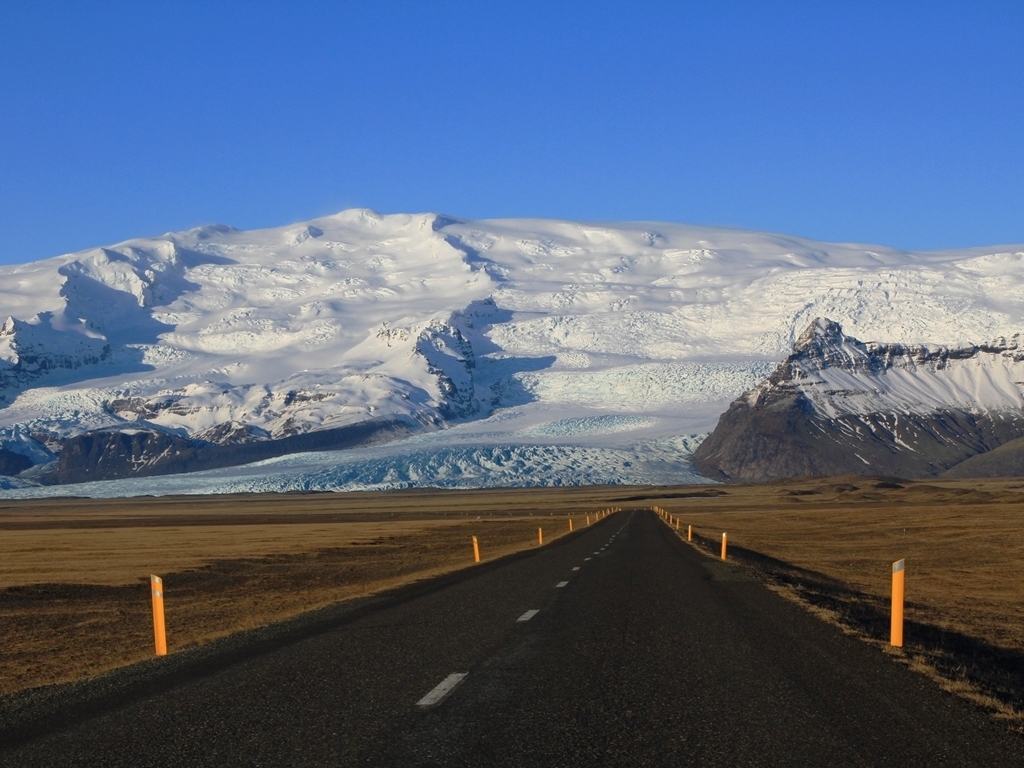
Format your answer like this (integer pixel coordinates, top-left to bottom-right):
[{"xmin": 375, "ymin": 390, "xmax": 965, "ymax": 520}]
[{"xmin": 2, "ymin": 510, "xmax": 1021, "ymax": 766}]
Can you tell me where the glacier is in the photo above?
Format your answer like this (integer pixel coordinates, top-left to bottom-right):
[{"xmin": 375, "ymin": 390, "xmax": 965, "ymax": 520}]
[{"xmin": 1, "ymin": 209, "xmax": 1023, "ymax": 496}]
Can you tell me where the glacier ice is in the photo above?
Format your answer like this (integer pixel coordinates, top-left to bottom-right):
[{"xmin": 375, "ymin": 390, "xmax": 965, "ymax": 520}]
[{"xmin": 0, "ymin": 210, "xmax": 1022, "ymax": 495}]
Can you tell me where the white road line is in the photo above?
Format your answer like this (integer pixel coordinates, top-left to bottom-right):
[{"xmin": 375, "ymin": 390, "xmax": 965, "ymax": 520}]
[
  {"xmin": 584, "ymin": 557, "xmax": 592, "ymax": 561},
  {"xmin": 417, "ymin": 673, "xmax": 468, "ymax": 707},
  {"xmin": 556, "ymin": 581, "xmax": 569, "ymax": 588},
  {"xmin": 517, "ymin": 609, "xmax": 540, "ymax": 622}
]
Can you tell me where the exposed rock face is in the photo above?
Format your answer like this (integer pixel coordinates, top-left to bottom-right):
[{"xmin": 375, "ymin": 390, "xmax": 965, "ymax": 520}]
[
  {"xmin": 47, "ymin": 430, "xmax": 200, "ymax": 484},
  {"xmin": 42, "ymin": 419, "xmax": 417, "ymax": 484},
  {"xmin": 691, "ymin": 319, "xmax": 1024, "ymax": 481},
  {"xmin": 0, "ymin": 315, "xmax": 112, "ymax": 405},
  {"xmin": 414, "ymin": 319, "xmax": 478, "ymax": 420},
  {"xmin": 0, "ymin": 448, "xmax": 31, "ymax": 476}
]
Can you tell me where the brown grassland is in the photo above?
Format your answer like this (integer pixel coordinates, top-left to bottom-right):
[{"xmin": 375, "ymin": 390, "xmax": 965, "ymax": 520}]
[
  {"xmin": 0, "ymin": 486, "xmax": 628, "ymax": 697},
  {"xmin": 1, "ymin": 478, "xmax": 1023, "ymax": 724},
  {"xmin": 662, "ymin": 475, "xmax": 1024, "ymax": 724}
]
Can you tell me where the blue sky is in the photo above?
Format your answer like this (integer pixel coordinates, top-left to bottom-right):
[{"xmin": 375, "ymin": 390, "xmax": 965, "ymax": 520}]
[{"xmin": 1, "ymin": 1, "xmax": 1022, "ymax": 264}]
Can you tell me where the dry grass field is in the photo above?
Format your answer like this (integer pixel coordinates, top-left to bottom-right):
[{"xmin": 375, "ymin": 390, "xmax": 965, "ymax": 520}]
[
  {"xmin": 0, "ymin": 486, "xmax": 631, "ymax": 697},
  {"xmin": 660, "ymin": 477, "xmax": 1024, "ymax": 650},
  {"xmin": 657, "ymin": 476, "xmax": 1024, "ymax": 721},
  {"xmin": 2, "ymin": 478, "xmax": 1023, "ymax": 721}
]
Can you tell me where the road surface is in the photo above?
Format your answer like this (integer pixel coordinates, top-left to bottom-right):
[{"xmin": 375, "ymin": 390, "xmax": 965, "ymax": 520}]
[{"xmin": 1, "ymin": 510, "xmax": 1020, "ymax": 766}]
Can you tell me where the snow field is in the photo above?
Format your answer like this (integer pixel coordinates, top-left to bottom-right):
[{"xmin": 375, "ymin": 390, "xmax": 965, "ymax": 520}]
[{"xmin": 0, "ymin": 209, "xmax": 1023, "ymax": 495}]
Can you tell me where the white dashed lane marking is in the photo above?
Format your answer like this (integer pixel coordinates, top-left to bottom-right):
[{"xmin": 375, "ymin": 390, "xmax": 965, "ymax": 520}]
[
  {"xmin": 556, "ymin": 581, "xmax": 569, "ymax": 588},
  {"xmin": 417, "ymin": 673, "xmax": 468, "ymax": 707},
  {"xmin": 585, "ymin": 557, "xmax": 592, "ymax": 561},
  {"xmin": 517, "ymin": 609, "xmax": 540, "ymax": 622},
  {"xmin": 572, "ymin": 567, "xmax": 580, "ymax": 571}
]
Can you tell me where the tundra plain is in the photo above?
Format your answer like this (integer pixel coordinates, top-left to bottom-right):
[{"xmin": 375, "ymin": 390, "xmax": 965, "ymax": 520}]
[{"xmin": 2, "ymin": 479, "xmax": 1022, "ymax": 720}]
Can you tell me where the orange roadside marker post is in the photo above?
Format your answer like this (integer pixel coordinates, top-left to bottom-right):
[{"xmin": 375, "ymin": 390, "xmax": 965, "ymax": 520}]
[
  {"xmin": 891, "ymin": 559, "xmax": 905, "ymax": 647},
  {"xmin": 150, "ymin": 574, "xmax": 167, "ymax": 656},
  {"xmin": 569, "ymin": 518, "xmax": 573, "ymax": 532},
  {"xmin": 687, "ymin": 525, "xmax": 692, "ymax": 542},
  {"xmin": 538, "ymin": 527, "xmax": 543, "ymax": 545},
  {"xmin": 720, "ymin": 533, "xmax": 728, "ymax": 560},
  {"xmin": 586, "ymin": 514, "xmax": 590, "ymax": 526},
  {"xmin": 473, "ymin": 536, "xmax": 481, "ymax": 563},
  {"xmin": 675, "ymin": 519, "xmax": 679, "ymax": 531}
]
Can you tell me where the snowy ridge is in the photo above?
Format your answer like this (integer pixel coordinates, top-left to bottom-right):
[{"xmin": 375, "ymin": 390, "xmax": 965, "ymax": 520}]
[
  {"xmin": 693, "ymin": 319, "xmax": 1024, "ymax": 482},
  {"xmin": 1, "ymin": 209, "xmax": 1023, "ymax": 493},
  {"xmin": 755, "ymin": 318, "xmax": 1024, "ymax": 418}
]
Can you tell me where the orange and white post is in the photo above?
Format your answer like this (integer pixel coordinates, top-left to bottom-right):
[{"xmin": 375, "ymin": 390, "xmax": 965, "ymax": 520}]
[
  {"xmin": 586, "ymin": 514, "xmax": 590, "ymax": 526},
  {"xmin": 538, "ymin": 527, "xmax": 544, "ymax": 545},
  {"xmin": 720, "ymin": 533, "xmax": 728, "ymax": 560},
  {"xmin": 687, "ymin": 524, "xmax": 692, "ymax": 542},
  {"xmin": 150, "ymin": 574, "xmax": 167, "ymax": 656},
  {"xmin": 891, "ymin": 559, "xmax": 905, "ymax": 647},
  {"xmin": 472, "ymin": 535, "xmax": 481, "ymax": 563},
  {"xmin": 569, "ymin": 518, "xmax": 574, "ymax": 532}
]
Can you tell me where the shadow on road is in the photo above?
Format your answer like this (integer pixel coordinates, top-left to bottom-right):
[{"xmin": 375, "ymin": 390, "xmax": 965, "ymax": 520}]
[{"xmin": 688, "ymin": 533, "xmax": 1024, "ymax": 726}]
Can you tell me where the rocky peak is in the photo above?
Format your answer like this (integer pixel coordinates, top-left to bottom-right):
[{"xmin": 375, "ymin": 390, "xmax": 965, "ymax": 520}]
[
  {"xmin": 793, "ymin": 317, "xmax": 846, "ymax": 352},
  {"xmin": 787, "ymin": 318, "xmax": 874, "ymax": 375}
]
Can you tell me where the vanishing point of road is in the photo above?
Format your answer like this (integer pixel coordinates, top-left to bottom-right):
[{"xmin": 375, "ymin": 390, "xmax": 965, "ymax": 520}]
[{"xmin": 1, "ymin": 510, "xmax": 1020, "ymax": 766}]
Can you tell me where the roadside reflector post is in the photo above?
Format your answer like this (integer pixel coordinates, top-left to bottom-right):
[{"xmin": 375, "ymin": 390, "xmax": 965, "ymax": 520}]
[
  {"xmin": 538, "ymin": 527, "xmax": 543, "ymax": 545},
  {"xmin": 472, "ymin": 536, "xmax": 481, "ymax": 563},
  {"xmin": 891, "ymin": 559, "xmax": 905, "ymax": 647},
  {"xmin": 569, "ymin": 518, "xmax": 573, "ymax": 532},
  {"xmin": 687, "ymin": 525, "xmax": 692, "ymax": 542},
  {"xmin": 586, "ymin": 514, "xmax": 590, "ymax": 526},
  {"xmin": 675, "ymin": 519, "xmax": 679, "ymax": 530},
  {"xmin": 721, "ymin": 533, "xmax": 728, "ymax": 560},
  {"xmin": 150, "ymin": 574, "xmax": 167, "ymax": 656}
]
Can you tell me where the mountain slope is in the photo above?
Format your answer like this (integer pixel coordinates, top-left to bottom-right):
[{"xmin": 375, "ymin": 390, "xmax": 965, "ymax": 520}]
[
  {"xmin": 941, "ymin": 436, "xmax": 1024, "ymax": 478},
  {"xmin": 692, "ymin": 319, "xmax": 1024, "ymax": 481},
  {"xmin": 1, "ymin": 210, "xmax": 1023, "ymax": 489}
]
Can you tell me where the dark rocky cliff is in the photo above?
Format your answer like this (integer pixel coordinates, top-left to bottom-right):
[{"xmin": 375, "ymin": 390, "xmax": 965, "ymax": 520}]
[
  {"xmin": 691, "ymin": 319, "xmax": 1024, "ymax": 482},
  {"xmin": 42, "ymin": 419, "xmax": 418, "ymax": 484},
  {"xmin": 0, "ymin": 448, "xmax": 32, "ymax": 476}
]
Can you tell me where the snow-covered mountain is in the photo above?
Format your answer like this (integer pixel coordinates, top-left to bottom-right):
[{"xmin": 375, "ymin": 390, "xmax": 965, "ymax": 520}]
[
  {"xmin": 1, "ymin": 209, "xmax": 1023, "ymax": 495},
  {"xmin": 692, "ymin": 319, "xmax": 1024, "ymax": 481}
]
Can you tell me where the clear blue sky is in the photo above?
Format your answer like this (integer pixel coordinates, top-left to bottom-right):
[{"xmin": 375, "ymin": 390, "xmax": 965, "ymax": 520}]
[{"xmin": 1, "ymin": 1, "xmax": 1022, "ymax": 264}]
